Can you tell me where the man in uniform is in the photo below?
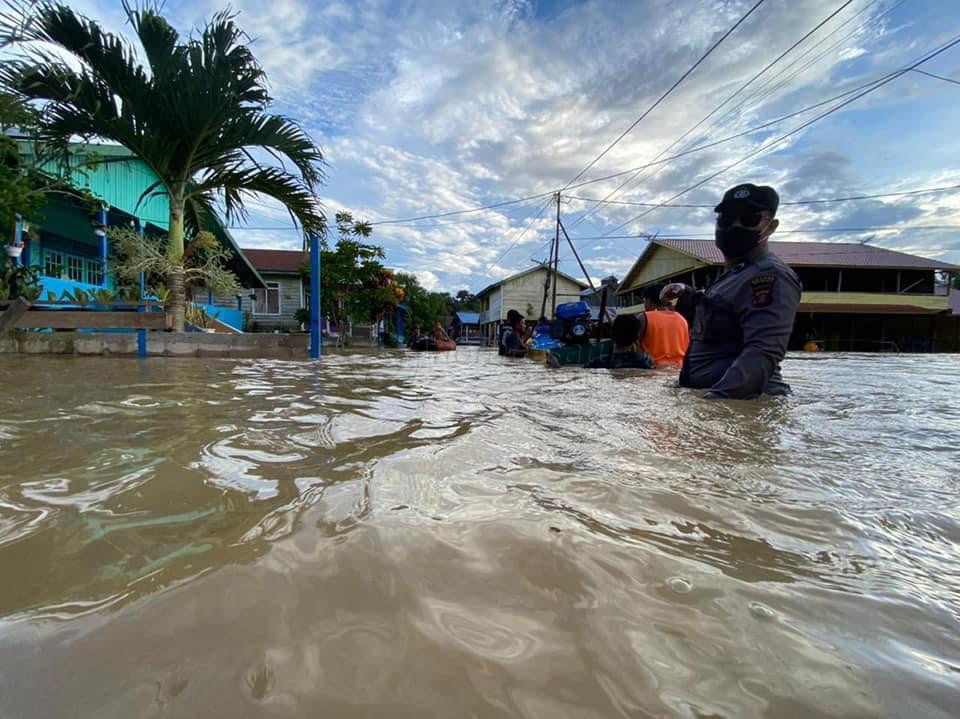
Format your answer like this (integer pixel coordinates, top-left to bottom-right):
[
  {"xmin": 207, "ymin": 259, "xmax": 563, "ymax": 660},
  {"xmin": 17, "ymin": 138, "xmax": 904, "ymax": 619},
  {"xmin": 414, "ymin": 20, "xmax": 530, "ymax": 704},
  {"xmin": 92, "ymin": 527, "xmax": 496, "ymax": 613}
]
[{"xmin": 663, "ymin": 183, "xmax": 801, "ymax": 399}]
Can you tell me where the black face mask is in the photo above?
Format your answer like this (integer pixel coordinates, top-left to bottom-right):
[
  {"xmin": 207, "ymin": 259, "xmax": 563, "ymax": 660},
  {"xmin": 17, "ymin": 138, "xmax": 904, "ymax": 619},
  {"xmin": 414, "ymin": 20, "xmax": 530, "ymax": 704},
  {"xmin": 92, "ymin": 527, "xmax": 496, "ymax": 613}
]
[{"xmin": 715, "ymin": 225, "xmax": 762, "ymax": 258}]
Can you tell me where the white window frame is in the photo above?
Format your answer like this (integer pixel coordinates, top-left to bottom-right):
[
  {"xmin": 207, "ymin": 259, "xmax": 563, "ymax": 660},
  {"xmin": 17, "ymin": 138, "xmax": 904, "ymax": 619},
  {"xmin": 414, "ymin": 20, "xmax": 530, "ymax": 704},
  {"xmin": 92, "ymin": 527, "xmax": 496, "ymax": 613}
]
[
  {"xmin": 66, "ymin": 255, "xmax": 85, "ymax": 282},
  {"xmin": 253, "ymin": 282, "xmax": 282, "ymax": 315},
  {"xmin": 85, "ymin": 258, "xmax": 103, "ymax": 286},
  {"xmin": 44, "ymin": 249, "xmax": 65, "ymax": 279}
]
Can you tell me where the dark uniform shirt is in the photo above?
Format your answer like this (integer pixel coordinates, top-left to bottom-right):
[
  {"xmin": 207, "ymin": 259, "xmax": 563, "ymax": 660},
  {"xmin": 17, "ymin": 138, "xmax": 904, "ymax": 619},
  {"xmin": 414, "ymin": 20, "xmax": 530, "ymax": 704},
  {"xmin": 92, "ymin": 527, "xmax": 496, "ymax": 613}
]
[
  {"xmin": 584, "ymin": 350, "xmax": 655, "ymax": 369},
  {"xmin": 499, "ymin": 327, "xmax": 525, "ymax": 356},
  {"xmin": 679, "ymin": 248, "xmax": 801, "ymax": 399}
]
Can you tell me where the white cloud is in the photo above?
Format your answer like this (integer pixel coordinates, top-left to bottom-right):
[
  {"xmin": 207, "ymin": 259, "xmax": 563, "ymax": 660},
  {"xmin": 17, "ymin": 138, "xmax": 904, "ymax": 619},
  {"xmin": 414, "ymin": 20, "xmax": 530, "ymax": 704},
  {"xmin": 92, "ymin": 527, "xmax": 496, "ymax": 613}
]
[
  {"xmin": 414, "ymin": 269, "xmax": 441, "ymax": 290},
  {"xmin": 66, "ymin": 0, "xmax": 960, "ymax": 284}
]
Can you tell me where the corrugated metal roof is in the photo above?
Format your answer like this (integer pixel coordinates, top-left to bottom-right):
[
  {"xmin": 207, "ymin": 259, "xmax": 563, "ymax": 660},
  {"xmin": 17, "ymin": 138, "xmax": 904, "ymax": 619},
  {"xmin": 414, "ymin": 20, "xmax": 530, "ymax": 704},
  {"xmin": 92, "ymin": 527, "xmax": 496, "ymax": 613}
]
[
  {"xmin": 657, "ymin": 239, "xmax": 960, "ymax": 270},
  {"xmin": 455, "ymin": 311, "xmax": 480, "ymax": 324},
  {"xmin": 242, "ymin": 249, "xmax": 307, "ymax": 273},
  {"xmin": 18, "ymin": 140, "xmax": 171, "ymax": 226}
]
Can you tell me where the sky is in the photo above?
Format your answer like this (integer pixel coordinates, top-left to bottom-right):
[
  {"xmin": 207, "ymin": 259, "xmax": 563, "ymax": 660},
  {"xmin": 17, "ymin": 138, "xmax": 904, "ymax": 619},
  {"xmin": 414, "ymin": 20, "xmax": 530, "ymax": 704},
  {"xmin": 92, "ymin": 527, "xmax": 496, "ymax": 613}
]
[{"xmin": 43, "ymin": 0, "xmax": 960, "ymax": 291}]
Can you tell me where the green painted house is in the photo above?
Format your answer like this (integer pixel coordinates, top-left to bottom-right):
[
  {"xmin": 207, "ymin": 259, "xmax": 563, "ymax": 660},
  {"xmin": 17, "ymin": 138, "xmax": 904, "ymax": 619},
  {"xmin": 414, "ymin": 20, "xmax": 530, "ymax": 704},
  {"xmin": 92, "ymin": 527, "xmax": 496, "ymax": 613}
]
[{"xmin": 10, "ymin": 137, "xmax": 264, "ymax": 330}]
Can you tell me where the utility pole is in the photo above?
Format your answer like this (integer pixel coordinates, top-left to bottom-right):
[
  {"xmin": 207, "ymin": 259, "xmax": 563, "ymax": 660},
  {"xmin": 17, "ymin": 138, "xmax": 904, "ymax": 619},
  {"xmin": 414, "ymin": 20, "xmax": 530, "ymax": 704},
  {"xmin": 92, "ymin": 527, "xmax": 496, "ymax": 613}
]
[{"xmin": 551, "ymin": 192, "xmax": 561, "ymax": 317}]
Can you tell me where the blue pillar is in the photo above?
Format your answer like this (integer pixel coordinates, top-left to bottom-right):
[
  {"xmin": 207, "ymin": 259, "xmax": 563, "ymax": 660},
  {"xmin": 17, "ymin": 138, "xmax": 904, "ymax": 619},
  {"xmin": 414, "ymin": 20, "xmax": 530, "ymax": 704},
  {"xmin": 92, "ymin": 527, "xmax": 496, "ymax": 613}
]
[
  {"xmin": 136, "ymin": 220, "xmax": 147, "ymax": 358},
  {"xmin": 136, "ymin": 222, "xmax": 146, "ymax": 298},
  {"xmin": 12, "ymin": 214, "xmax": 23, "ymax": 267},
  {"xmin": 99, "ymin": 208, "xmax": 108, "ymax": 286},
  {"xmin": 309, "ymin": 233, "xmax": 321, "ymax": 359},
  {"xmin": 396, "ymin": 306, "xmax": 405, "ymax": 342}
]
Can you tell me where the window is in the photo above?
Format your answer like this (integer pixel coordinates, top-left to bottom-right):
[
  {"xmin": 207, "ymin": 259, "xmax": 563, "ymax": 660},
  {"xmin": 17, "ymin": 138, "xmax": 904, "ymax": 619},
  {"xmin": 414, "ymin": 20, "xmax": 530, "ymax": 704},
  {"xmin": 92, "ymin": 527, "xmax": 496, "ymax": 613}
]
[
  {"xmin": 253, "ymin": 282, "xmax": 281, "ymax": 315},
  {"xmin": 86, "ymin": 259, "xmax": 103, "ymax": 286},
  {"xmin": 67, "ymin": 255, "xmax": 84, "ymax": 282},
  {"xmin": 44, "ymin": 250, "xmax": 64, "ymax": 278}
]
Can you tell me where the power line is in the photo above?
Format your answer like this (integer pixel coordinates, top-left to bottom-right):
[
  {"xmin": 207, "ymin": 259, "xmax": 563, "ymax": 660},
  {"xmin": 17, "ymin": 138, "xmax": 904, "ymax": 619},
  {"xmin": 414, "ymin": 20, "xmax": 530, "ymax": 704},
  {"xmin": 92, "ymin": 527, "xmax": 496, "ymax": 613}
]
[
  {"xmin": 559, "ymin": 70, "xmax": 901, "ymax": 194},
  {"xmin": 313, "ymin": 71, "xmax": 911, "ymax": 234},
  {"xmin": 560, "ymin": 0, "xmax": 768, "ymax": 191},
  {"xmin": 711, "ymin": 0, "xmax": 906, "ymax": 130},
  {"xmin": 228, "ymin": 179, "xmax": 960, "ymax": 232},
  {"xmin": 568, "ymin": 225, "xmax": 960, "ymax": 241},
  {"xmin": 567, "ymin": 0, "xmax": 857, "ymax": 231},
  {"xmin": 481, "ymin": 194, "xmax": 556, "ymax": 277},
  {"xmin": 229, "ymin": 36, "xmax": 958, "ymax": 236},
  {"xmin": 910, "ymin": 68, "xmax": 960, "ymax": 86},
  {"xmin": 607, "ymin": 33, "xmax": 960, "ymax": 234},
  {"xmin": 566, "ymin": 183, "xmax": 960, "ymax": 208},
  {"xmin": 367, "ymin": 190, "xmax": 556, "ymax": 226}
]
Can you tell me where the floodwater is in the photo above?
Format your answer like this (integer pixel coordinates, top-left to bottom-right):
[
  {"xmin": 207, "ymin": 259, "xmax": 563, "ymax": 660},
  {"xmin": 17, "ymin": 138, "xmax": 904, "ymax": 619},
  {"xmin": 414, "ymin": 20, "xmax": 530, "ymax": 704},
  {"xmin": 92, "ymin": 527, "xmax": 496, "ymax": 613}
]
[{"xmin": 0, "ymin": 350, "xmax": 957, "ymax": 719}]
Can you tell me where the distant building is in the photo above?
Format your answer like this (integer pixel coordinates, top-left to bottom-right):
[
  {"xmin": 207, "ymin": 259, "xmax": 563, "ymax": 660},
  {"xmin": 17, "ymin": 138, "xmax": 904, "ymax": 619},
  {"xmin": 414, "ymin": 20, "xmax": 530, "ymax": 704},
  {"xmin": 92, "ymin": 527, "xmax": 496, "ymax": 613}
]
[
  {"xmin": 475, "ymin": 264, "xmax": 589, "ymax": 343},
  {"xmin": 580, "ymin": 275, "xmax": 619, "ymax": 307},
  {"xmin": 238, "ymin": 249, "xmax": 308, "ymax": 332},
  {"xmin": 452, "ymin": 310, "xmax": 481, "ymax": 343},
  {"xmin": 617, "ymin": 239, "xmax": 960, "ymax": 352}
]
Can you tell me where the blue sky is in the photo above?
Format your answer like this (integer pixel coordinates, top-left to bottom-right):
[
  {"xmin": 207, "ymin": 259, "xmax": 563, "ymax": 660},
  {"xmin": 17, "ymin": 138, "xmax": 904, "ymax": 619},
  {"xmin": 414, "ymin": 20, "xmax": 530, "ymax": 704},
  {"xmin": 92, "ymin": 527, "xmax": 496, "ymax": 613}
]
[{"xmin": 64, "ymin": 0, "xmax": 960, "ymax": 291}]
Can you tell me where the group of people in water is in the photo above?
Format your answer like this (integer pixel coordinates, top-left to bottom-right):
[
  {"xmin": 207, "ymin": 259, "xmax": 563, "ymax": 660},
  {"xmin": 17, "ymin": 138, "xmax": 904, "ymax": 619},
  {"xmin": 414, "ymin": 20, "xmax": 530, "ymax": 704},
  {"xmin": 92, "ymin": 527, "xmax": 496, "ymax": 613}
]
[
  {"xmin": 405, "ymin": 183, "xmax": 800, "ymax": 401},
  {"xmin": 499, "ymin": 281, "xmax": 689, "ymax": 370},
  {"xmin": 405, "ymin": 322, "xmax": 455, "ymax": 351},
  {"xmin": 495, "ymin": 182, "xmax": 802, "ymax": 401}
]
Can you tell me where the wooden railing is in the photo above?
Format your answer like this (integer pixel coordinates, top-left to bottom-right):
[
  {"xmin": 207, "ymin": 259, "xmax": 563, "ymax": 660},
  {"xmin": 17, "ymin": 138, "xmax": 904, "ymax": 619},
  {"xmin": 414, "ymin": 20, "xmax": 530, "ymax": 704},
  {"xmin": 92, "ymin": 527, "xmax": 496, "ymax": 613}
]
[{"xmin": 2, "ymin": 298, "xmax": 169, "ymax": 330}]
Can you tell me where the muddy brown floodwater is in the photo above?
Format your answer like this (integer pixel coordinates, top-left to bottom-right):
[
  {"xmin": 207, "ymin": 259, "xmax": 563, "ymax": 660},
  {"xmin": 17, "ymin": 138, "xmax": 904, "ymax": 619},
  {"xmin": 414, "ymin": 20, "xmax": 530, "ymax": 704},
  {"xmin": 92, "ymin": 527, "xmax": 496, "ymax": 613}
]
[{"xmin": 0, "ymin": 350, "xmax": 958, "ymax": 718}]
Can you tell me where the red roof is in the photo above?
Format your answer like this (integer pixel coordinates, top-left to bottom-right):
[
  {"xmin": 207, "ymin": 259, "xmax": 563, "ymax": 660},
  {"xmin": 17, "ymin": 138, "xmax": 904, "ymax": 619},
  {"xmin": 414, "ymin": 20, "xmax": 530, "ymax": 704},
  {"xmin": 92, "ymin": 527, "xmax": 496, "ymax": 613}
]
[
  {"xmin": 241, "ymin": 248, "xmax": 307, "ymax": 273},
  {"xmin": 657, "ymin": 239, "xmax": 960, "ymax": 270}
]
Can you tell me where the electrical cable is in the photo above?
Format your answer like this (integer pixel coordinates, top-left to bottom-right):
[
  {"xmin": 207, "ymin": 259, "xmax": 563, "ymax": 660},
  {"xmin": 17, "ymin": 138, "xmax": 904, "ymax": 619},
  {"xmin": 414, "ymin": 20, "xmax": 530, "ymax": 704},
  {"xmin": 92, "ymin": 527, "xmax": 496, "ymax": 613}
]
[
  {"xmin": 910, "ymin": 68, "xmax": 960, "ymax": 86},
  {"xmin": 606, "ymin": 33, "xmax": 960, "ymax": 234},
  {"xmin": 567, "ymin": 0, "xmax": 857, "ymax": 231},
  {"xmin": 560, "ymin": 0, "xmax": 768, "ymax": 191},
  {"xmin": 481, "ymin": 194, "xmax": 556, "ymax": 277},
  {"xmin": 567, "ymin": 225, "xmax": 960, "ymax": 240},
  {"xmin": 566, "ymin": 183, "xmax": 960, "ymax": 208}
]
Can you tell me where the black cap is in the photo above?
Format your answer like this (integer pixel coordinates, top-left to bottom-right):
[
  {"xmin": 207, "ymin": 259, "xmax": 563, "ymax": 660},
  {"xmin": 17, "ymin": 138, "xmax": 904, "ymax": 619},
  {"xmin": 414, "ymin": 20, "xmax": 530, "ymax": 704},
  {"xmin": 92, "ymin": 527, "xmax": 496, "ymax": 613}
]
[
  {"xmin": 715, "ymin": 183, "xmax": 779, "ymax": 215},
  {"xmin": 506, "ymin": 309, "xmax": 523, "ymax": 323}
]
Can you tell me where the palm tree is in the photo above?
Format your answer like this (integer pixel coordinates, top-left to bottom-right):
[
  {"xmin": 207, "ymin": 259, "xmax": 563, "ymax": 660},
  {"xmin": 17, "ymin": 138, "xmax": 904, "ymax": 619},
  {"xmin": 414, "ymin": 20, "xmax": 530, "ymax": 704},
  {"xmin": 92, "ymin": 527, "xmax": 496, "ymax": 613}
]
[{"xmin": 0, "ymin": 1, "xmax": 325, "ymax": 330}]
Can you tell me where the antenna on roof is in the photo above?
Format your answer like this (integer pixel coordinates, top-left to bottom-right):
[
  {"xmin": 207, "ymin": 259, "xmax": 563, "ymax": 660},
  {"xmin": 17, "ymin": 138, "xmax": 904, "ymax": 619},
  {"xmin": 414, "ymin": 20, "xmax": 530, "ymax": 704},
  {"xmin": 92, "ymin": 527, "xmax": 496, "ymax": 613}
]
[{"xmin": 859, "ymin": 234, "xmax": 875, "ymax": 245}]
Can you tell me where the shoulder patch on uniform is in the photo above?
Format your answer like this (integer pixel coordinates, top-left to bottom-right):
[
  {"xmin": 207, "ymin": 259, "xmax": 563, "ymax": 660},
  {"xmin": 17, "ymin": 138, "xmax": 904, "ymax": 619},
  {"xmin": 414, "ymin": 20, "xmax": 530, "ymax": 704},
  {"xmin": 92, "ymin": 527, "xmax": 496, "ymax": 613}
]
[{"xmin": 751, "ymin": 275, "xmax": 776, "ymax": 307}]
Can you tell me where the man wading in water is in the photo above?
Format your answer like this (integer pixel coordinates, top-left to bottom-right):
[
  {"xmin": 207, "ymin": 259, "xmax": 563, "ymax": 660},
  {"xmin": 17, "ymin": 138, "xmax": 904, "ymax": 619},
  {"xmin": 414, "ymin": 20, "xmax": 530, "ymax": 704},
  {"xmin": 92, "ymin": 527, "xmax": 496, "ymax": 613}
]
[{"xmin": 663, "ymin": 183, "xmax": 801, "ymax": 399}]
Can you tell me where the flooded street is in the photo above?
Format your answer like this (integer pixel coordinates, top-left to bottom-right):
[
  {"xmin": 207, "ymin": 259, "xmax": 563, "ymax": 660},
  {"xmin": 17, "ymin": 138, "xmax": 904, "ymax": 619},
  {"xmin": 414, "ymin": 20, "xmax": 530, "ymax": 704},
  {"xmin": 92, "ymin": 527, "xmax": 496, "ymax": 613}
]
[{"xmin": 0, "ymin": 349, "xmax": 958, "ymax": 718}]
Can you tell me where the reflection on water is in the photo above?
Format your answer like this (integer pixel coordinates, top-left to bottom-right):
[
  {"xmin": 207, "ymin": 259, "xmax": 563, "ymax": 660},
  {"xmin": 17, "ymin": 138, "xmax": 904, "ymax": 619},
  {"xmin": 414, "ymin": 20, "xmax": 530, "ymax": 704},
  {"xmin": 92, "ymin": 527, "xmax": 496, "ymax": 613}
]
[{"xmin": 0, "ymin": 350, "xmax": 958, "ymax": 718}]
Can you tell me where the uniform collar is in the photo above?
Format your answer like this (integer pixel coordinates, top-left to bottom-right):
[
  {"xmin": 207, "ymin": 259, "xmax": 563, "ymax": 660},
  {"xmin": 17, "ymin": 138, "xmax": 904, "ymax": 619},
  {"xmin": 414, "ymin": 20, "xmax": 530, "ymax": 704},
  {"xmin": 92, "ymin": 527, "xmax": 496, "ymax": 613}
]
[{"xmin": 723, "ymin": 243, "xmax": 769, "ymax": 268}]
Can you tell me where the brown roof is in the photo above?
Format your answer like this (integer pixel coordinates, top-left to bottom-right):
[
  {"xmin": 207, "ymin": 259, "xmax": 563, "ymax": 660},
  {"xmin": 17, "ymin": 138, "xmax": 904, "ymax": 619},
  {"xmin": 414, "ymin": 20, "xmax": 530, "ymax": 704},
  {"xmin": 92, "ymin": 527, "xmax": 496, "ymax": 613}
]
[
  {"xmin": 658, "ymin": 239, "xmax": 960, "ymax": 270},
  {"xmin": 241, "ymin": 248, "xmax": 307, "ymax": 274}
]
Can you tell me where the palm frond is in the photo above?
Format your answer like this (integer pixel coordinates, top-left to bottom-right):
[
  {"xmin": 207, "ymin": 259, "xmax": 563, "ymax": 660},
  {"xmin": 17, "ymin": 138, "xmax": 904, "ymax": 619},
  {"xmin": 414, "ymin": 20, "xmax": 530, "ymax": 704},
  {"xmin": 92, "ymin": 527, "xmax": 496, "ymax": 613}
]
[
  {"xmin": 190, "ymin": 165, "xmax": 325, "ymax": 238},
  {"xmin": 191, "ymin": 112, "xmax": 325, "ymax": 190}
]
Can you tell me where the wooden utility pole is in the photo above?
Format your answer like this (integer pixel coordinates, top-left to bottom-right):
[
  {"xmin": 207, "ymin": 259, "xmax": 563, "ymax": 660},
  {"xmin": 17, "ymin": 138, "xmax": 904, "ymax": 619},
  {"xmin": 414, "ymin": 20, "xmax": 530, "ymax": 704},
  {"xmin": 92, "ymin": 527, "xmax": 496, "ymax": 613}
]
[{"xmin": 550, "ymin": 192, "xmax": 561, "ymax": 317}]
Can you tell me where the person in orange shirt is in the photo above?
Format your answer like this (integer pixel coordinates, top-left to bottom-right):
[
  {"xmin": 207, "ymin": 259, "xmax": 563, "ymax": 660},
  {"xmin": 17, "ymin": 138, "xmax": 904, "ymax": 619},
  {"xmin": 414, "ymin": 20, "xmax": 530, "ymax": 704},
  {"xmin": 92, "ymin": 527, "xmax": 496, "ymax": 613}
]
[{"xmin": 638, "ymin": 283, "xmax": 690, "ymax": 368}]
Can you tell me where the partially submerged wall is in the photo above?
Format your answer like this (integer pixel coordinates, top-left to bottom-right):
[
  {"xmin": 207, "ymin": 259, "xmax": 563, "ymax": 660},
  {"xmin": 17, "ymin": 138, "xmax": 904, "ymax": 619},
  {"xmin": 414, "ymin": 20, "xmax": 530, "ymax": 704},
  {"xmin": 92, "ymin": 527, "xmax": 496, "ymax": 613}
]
[{"xmin": 0, "ymin": 332, "xmax": 309, "ymax": 358}]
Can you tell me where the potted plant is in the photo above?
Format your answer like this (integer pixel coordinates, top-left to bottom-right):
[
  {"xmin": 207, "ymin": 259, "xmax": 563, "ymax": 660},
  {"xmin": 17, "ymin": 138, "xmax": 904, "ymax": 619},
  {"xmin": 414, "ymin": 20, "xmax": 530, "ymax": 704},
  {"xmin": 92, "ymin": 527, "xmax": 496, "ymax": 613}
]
[{"xmin": 294, "ymin": 306, "xmax": 310, "ymax": 332}]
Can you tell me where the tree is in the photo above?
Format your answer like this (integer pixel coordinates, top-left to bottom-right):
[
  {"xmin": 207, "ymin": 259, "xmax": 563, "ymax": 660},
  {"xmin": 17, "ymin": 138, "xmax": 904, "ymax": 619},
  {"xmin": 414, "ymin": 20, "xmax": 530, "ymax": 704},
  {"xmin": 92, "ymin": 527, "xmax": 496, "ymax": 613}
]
[
  {"xmin": 300, "ymin": 212, "xmax": 401, "ymax": 328},
  {"xmin": 1, "ymin": 93, "xmax": 47, "ymax": 239},
  {"xmin": 0, "ymin": 2, "xmax": 325, "ymax": 330},
  {"xmin": 453, "ymin": 289, "xmax": 480, "ymax": 312},
  {"xmin": 394, "ymin": 272, "xmax": 450, "ymax": 330}
]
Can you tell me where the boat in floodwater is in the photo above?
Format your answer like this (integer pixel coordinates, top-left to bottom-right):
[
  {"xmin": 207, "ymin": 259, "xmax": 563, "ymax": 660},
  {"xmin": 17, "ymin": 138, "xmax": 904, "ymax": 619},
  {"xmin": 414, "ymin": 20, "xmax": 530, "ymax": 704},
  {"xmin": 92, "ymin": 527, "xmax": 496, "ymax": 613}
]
[{"xmin": 408, "ymin": 337, "xmax": 457, "ymax": 351}]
